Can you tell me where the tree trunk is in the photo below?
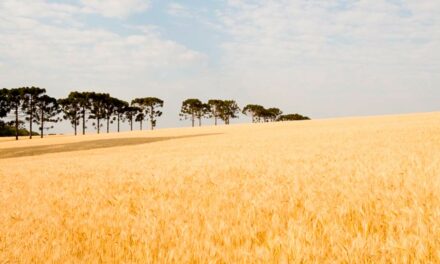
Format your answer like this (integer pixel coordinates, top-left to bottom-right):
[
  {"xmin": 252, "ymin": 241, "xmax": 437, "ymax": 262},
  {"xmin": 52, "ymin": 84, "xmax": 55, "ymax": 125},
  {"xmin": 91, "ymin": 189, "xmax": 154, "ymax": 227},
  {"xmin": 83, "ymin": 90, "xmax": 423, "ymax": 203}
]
[
  {"xmin": 191, "ymin": 113, "xmax": 195, "ymax": 127},
  {"xmin": 214, "ymin": 115, "xmax": 217, "ymax": 126},
  {"xmin": 130, "ymin": 118, "xmax": 133, "ymax": 131},
  {"xmin": 40, "ymin": 108, "xmax": 44, "ymax": 139},
  {"xmin": 199, "ymin": 117, "xmax": 201, "ymax": 127},
  {"xmin": 15, "ymin": 105, "xmax": 19, "ymax": 141},
  {"xmin": 74, "ymin": 112, "xmax": 77, "ymax": 136},
  {"xmin": 97, "ymin": 118, "xmax": 100, "ymax": 134},
  {"xmin": 117, "ymin": 115, "xmax": 120, "ymax": 132},
  {"xmin": 150, "ymin": 108, "xmax": 154, "ymax": 130},
  {"xmin": 82, "ymin": 107, "xmax": 86, "ymax": 135},
  {"xmin": 140, "ymin": 121, "xmax": 143, "ymax": 131},
  {"xmin": 29, "ymin": 98, "xmax": 33, "ymax": 139},
  {"xmin": 107, "ymin": 117, "xmax": 110, "ymax": 133}
]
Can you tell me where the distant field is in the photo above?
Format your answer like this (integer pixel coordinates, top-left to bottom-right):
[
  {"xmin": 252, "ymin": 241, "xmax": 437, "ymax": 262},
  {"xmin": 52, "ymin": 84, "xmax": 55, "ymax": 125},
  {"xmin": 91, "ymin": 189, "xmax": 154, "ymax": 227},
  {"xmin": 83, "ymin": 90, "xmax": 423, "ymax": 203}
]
[{"xmin": 1, "ymin": 112, "xmax": 440, "ymax": 263}]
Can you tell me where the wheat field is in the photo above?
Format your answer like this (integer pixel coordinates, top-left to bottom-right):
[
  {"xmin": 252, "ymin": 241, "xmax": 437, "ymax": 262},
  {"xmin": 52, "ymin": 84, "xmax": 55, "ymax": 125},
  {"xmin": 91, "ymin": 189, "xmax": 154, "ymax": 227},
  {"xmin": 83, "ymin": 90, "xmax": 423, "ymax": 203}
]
[{"xmin": 1, "ymin": 112, "xmax": 439, "ymax": 263}]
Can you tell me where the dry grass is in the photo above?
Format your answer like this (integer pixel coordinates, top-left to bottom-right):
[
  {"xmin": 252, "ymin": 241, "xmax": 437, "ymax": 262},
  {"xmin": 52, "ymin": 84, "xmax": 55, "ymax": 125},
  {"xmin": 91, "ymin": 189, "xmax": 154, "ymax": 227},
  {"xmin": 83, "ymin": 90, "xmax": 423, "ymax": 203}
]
[{"xmin": 1, "ymin": 112, "xmax": 440, "ymax": 263}]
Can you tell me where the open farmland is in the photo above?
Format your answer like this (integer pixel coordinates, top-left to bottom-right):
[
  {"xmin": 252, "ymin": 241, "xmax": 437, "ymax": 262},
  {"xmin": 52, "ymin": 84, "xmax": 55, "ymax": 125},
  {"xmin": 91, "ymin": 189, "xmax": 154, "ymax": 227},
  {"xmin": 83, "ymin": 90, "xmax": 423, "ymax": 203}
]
[{"xmin": 1, "ymin": 112, "xmax": 440, "ymax": 263}]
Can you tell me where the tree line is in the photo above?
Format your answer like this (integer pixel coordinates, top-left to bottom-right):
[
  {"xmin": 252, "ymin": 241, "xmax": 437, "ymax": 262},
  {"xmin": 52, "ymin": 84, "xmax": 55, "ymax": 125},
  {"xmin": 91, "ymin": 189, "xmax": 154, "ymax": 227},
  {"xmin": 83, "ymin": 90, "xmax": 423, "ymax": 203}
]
[
  {"xmin": 0, "ymin": 87, "xmax": 310, "ymax": 140},
  {"xmin": 0, "ymin": 87, "xmax": 164, "ymax": 140},
  {"xmin": 1, "ymin": 87, "xmax": 60, "ymax": 140},
  {"xmin": 242, "ymin": 104, "xmax": 310, "ymax": 123},
  {"xmin": 180, "ymin": 99, "xmax": 309, "ymax": 127}
]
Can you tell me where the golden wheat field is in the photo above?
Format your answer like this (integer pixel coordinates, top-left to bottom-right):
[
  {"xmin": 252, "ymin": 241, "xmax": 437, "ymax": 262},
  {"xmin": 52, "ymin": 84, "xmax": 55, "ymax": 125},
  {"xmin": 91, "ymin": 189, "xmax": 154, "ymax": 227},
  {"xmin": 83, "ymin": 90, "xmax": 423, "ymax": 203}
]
[{"xmin": 1, "ymin": 112, "xmax": 440, "ymax": 263}]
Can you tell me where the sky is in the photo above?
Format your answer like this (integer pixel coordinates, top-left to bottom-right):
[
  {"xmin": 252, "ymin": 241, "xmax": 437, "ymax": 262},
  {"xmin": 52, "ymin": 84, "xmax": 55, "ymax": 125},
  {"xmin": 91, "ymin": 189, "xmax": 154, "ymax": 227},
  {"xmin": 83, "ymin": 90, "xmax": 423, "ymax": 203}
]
[{"xmin": 0, "ymin": 0, "xmax": 439, "ymax": 132}]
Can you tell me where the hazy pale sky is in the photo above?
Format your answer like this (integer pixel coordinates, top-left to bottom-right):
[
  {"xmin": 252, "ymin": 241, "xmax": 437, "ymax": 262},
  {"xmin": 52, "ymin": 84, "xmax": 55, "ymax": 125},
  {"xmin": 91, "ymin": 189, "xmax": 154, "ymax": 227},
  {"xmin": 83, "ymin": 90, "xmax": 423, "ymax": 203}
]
[{"xmin": 0, "ymin": 0, "xmax": 439, "ymax": 131}]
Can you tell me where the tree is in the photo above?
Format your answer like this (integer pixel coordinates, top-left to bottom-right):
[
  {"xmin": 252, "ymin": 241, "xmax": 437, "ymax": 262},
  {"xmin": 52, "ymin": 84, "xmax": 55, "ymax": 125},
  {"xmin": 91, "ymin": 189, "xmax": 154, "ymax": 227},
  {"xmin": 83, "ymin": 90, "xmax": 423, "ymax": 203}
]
[
  {"xmin": 103, "ymin": 96, "xmax": 117, "ymax": 133},
  {"xmin": 243, "ymin": 105, "xmax": 283, "ymax": 123},
  {"xmin": 135, "ymin": 112, "xmax": 145, "ymax": 130},
  {"xmin": 7, "ymin": 88, "xmax": 27, "ymax": 140},
  {"xmin": 207, "ymin": 99, "xmax": 223, "ymax": 126},
  {"xmin": 132, "ymin": 97, "xmax": 164, "ymax": 130},
  {"xmin": 125, "ymin": 106, "xmax": 140, "ymax": 131},
  {"xmin": 144, "ymin": 97, "xmax": 164, "ymax": 130},
  {"xmin": 277, "ymin": 113, "xmax": 310, "ymax": 121},
  {"xmin": 22, "ymin": 87, "xmax": 46, "ymax": 139},
  {"xmin": 67, "ymin": 92, "xmax": 91, "ymax": 135},
  {"xmin": 0, "ymin": 88, "xmax": 10, "ymax": 126},
  {"xmin": 58, "ymin": 95, "xmax": 81, "ymax": 135},
  {"xmin": 180, "ymin": 98, "xmax": 203, "ymax": 127},
  {"xmin": 242, "ymin": 104, "xmax": 265, "ymax": 123},
  {"xmin": 89, "ymin": 92, "xmax": 109, "ymax": 134},
  {"xmin": 113, "ymin": 99, "xmax": 129, "ymax": 133},
  {"xmin": 132, "ymin": 98, "xmax": 145, "ymax": 130},
  {"xmin": 34, "ymin": 95, "xmax": 60, "ymax": 138},
  {"xmin": 0, "ymin": 122, "xmax": 35, "ymax": 137},
  {"xmin": 219, "ymin": 100, "xmax": 240, "ymax": 125},
  {"xmin": 266, "ymin": 108, "xmax": 283, "ymax": 122},
  {"xmin": 197, "ymin": 103, "xmax": 210, "ymax": 127}
]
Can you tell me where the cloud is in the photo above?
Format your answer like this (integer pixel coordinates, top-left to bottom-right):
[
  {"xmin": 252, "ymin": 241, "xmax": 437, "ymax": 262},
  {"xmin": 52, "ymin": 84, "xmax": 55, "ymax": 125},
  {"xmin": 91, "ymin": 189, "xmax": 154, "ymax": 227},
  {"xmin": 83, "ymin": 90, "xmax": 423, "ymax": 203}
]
[
  {"xmin": 220, "ymin": 0, "xmax": 440, "ymax": 66},
  {"xmin": 79, "ymin": 0, "xmax": 150, "ymax": 18},
  {"xmin": 167, "ymin": 3, "xmax": 192, "ymax": 18},
  {"xmin": 0, "ymin": 0, "xmax": 151, "ymax": 19},
  {"xmin": 215, "ymin": 0, "xmax": 440, "ymax": 116},
  {"xmin": 0, "ymin": 0, "xmax": 80, "ymax": 20},
  {"xmin": 0, "ymin": 0, "xmax": 206, "ymax": 95}
]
